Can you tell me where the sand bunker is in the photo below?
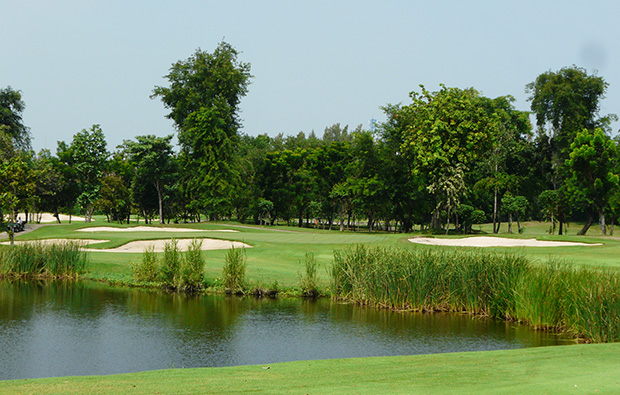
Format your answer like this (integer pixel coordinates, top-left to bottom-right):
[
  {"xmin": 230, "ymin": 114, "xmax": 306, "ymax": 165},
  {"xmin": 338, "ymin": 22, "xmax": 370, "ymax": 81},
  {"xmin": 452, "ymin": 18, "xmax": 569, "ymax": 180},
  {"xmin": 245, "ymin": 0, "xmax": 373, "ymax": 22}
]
[
  {"xmin": 78, "ymin": 226, "xmax": 238, "ymax": 233},
  {"xmin": 1, "ymin": 239, "xmax": 108, "ymax": 246},
  {"xmin": 10, "ymin": 213, "xmax": 90, "ymax": 223},
  {"xmin": 87, "ymin": 238, "xmax": 251, "ymax": 253},
  {"xmin": 408, "ymin": 236, "xmax": 602, "ymax": 247}
]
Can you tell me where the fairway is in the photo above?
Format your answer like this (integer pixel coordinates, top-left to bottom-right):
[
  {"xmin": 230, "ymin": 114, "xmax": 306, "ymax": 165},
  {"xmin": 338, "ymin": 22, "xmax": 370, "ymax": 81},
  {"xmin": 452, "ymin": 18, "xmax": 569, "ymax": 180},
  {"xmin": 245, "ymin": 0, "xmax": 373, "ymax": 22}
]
[{"xmin": 2, "ymin": 343, "xmax": 619, "ymax": 394}]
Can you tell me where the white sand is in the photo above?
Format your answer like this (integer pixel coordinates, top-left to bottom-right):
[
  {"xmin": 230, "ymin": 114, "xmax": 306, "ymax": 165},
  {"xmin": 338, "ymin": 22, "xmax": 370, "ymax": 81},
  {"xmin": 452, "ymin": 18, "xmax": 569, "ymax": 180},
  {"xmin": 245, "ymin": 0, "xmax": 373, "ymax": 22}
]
[
  {"xmin": 87, "ymin": 238, "xmax": 251, "ymax": 253},
  {"xmin": 11, "ymin": 213, "xmax": 90, "ymax": 223},
  {"xmin": 77, "ymin": 226, "xmax": 238, "ymax": 233},
  {"xmin": 408, "ymin": 236, "xmax": 602, "ymax": 247},
  {"xmin": 2, "ymin": 237, "xmax": 251, "ymax": 252},
  {"xmin": 1, "ymin": 239, "xmax": 108, "ymax": 246}
]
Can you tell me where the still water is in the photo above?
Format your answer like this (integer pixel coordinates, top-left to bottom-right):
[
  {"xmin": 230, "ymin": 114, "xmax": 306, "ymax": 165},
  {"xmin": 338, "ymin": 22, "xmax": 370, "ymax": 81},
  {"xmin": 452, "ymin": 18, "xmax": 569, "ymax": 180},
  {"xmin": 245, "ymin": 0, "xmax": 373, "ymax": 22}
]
[{"xmin": 0, "ymin": 280, "xmax": 572, "ymax": 380}]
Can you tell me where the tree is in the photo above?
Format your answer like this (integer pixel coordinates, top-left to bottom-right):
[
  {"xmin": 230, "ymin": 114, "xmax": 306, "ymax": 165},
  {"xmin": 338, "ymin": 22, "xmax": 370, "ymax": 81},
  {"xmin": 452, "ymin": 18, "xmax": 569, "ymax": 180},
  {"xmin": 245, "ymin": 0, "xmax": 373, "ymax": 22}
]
[
  {"xmin": 526, "ymin": 66, "xmax": 616, "ymax": 234},
  {"xmin": 0, "ymin": 87, "xmax": 31, "ymax": 151},
  {"xmin": 125, "ymin": 135, "xmax": 176, "ymax": 224},
  {"xmin": 399, "ymin": 85, "xmax": 496, "ymax": 230},
  {"xmin": 70, "ymin": 125, "xmax": 109, "ymax": 222},
  {"xmin": 526, "ymin": 66, "xmax": 615, "ymax": 156},
  {"xmin": 152, "ymin": 42, "xmax": 252, "ymax": 218},
  {"xmin": 478, "ymin": 95, "xmax": 531, "ymax": 233},
  {"xmin": 501, "ymin": 193, "xmax": 528, "ymax": 234},
  {"xmin": 566, "ymin": 128, "xmax": 619, "ymax": 235}
]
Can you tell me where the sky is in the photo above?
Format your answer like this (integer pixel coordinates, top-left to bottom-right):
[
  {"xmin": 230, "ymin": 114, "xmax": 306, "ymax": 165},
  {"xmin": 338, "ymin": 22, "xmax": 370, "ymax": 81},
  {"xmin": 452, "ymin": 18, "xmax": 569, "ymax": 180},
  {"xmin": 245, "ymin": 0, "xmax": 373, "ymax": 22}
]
[{"xmin": 2, "ymin": 1, "xmax": 620, "ymax": 153}]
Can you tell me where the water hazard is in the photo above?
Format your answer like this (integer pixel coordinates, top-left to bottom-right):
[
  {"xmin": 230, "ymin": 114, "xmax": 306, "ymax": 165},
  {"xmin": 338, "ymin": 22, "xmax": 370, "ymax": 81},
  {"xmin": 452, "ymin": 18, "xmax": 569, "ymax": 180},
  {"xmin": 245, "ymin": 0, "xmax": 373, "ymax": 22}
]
[{"xmin": 0, "ymin": 280, "xmax": 572, "ymax": 380}]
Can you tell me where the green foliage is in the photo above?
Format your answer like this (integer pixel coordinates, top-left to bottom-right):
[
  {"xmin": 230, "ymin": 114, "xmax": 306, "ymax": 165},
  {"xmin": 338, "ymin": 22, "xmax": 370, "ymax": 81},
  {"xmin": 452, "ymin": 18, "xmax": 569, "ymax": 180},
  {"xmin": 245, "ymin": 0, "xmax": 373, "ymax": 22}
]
[
  {"xmin": 0, "ymin": 241, "xmax": 88, "ymax": 278},
  {"xmin": 124, "ymin": 134, "xmax": 176, "ymax": 224},
  {"xmin": 152, "ymin": 42, "xmax": 251, "ymax": 220},
  {"xmin": 0, "ymin": 86, "xmax": 31, "ymax": 151},
  {"xmin": 133, "ymin": 245, "xmax": 158, "ymax": 282},
  {"xmin": 158, "ymin": 239, "xmax": 181, "ymax": 288},
  {"xmin": 566, "ymin": 128, "xmax": 619, "ymax": 234},
  {"xmin": 221, "ymin": 247, "xmax": 247, "ymax": 294},
  {"xmin": 526, "ymin": 66, "xmax": 615, "ymax": 154},
  {"xmin": 298, "ymin": 252, "xmax": 319, "ymax": 297},
  {"xmin": 70, "ymin": 124, "xmax": 109, "ymax": 222},
  {"xmin": 179, "ymin": 239, "xmax": 205, "ymax": 292}
]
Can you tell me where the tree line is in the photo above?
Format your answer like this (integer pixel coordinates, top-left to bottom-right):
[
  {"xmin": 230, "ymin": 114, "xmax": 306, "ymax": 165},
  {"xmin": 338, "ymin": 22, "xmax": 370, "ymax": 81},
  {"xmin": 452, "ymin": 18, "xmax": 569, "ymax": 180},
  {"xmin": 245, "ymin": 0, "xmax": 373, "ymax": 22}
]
[{"xmin": 1, "ymin": 42, "xmax": 618, "ymax": 236}]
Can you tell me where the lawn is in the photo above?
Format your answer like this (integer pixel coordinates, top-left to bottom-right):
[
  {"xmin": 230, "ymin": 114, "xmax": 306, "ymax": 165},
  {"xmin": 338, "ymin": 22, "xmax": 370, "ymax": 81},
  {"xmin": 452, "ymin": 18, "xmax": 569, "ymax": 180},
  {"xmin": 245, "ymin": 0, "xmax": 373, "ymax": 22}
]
[{"xmin": 2, "ymin": 343, "xmax": 619, "ymax": 394}]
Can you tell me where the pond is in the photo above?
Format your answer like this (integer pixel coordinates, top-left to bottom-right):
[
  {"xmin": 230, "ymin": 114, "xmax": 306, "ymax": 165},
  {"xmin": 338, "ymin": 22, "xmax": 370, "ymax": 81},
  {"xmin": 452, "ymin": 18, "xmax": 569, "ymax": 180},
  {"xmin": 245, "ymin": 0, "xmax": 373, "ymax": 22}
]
[{"xmin": 0, "ymin": 280, "xmax": 572, "ymax": 380}]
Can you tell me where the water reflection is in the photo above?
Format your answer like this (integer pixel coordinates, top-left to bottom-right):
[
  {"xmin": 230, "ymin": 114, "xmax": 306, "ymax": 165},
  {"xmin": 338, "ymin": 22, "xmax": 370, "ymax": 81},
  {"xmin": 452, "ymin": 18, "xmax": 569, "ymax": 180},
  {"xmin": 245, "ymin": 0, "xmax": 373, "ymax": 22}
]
[{"xmin": 0, "ymin": 280, "xmax": 572, "ymax": 380}]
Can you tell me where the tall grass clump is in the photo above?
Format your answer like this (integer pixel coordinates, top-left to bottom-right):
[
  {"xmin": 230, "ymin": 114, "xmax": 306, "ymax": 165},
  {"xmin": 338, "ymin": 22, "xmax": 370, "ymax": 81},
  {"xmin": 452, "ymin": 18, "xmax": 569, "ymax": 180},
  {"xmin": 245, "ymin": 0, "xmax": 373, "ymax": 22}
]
[
  {"xmin": 133, "ymin": 245, "xmax": 158, "ymax": 282},
  {"xmin": 179, "ymin": 239, "xmax": 205, "ymax": 292},
  {"xmin": 133, "ymin": 239, "xmax": 206, "ymax": 292},
  {"xmin": 158, "ymin": 239, "xmax": 181, "ymax": 288},
  {"xmin": 0, "ymin": 241, "xmax": 88, "ymax": 279},
  {"xmin": 298, "ymin": 252, "xmax": 319, "ymax": 297},
  {"xmin": 331, "ymin": 245, "xmax": 526, "ymax": 318},
  {"xmin": 222, "ymin": 247, "xmax": 247, "ymax": 294},
  {"xmin": 331, "ymin": 245, "xmax": 620, "ymax": 342}
]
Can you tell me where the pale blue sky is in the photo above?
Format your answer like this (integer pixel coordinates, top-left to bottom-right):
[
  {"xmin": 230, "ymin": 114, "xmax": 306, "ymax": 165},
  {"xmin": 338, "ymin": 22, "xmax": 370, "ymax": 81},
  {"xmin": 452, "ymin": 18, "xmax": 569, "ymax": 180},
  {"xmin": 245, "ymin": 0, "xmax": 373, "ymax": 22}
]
[{"xmin": 2, "ymin": 1, "xmax": 619, "ymax": 152}]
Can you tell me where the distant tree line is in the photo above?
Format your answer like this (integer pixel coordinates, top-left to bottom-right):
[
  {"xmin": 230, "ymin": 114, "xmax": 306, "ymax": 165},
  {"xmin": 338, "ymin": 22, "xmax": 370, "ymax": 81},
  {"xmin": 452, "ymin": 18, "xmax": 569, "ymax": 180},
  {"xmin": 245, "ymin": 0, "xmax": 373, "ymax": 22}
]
[{"xmin": 1, "ymin": 42, "xmax": 619, "ymax": 236}]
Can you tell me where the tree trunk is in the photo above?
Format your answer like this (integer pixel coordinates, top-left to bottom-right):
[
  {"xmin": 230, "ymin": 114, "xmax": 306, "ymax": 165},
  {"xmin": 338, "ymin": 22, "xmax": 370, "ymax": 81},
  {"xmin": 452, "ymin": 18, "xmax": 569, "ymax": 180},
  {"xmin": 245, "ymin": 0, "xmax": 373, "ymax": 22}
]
[
  {"xmin": 156, "ymin": 180, "xmax": 164, "ymax": 225},
  {"xmin": 492, "ymin": 184, "xmax": 499, "ymax": 234},
  {"xmin": 598, "ymin": 208, "xmax": 607, "ymax": 236},
  {"xmin": 507, "ymin": 213, "xmax": 513, "ymax": 234},
  {"xmin": 577, "ymin": 213, "xmax": 594, "ymax": 235}
]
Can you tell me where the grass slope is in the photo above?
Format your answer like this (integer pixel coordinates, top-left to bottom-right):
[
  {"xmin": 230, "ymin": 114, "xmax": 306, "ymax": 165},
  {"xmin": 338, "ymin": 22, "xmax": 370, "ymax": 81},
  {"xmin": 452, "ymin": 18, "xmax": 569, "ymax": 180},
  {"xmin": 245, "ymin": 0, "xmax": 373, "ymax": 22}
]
[{"xmin": 2, "ymin": 343, "xmax": 619, "ymax": 394}]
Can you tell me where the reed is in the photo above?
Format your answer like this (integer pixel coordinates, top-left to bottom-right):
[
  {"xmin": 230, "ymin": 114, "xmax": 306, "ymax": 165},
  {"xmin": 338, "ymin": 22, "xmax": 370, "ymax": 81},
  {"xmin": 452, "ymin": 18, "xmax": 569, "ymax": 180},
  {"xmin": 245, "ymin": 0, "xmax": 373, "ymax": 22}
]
[
  {"xmin": 298, "ymin": 252, "xmax": 319, "ymax": 297},
  {"xmin": 179, "ymin": 239, "xmax": 205, "ymax": 292},
  {"xmin": 158, "ymin": 239, "xmax": 181, "ymax": 288},
  {"xmin": 222, "ymin": 247, "xmax": 247, "ymax": 294},
  {"xmin": 0, "ymin": 241, "xmax": 88, "ymax": 278},
  {"xmin": 330, "ymin": 245, "xmax": 620, "ymax": 342},
  {"xmin": 133, "ymin": 245, "xmax": 158, "ymax": 282}
]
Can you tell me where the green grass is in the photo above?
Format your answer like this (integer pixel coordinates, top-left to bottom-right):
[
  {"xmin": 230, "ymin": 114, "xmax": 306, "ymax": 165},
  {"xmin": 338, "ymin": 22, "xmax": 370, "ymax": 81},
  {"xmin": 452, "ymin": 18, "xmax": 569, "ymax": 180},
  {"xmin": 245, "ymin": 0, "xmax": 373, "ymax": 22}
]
[
  {"xmin": 2, "ymin": 343, "xmax": 620, "ymax": 394},
  {"xmin": 4, "ymin": 219, "xmax": 620, "ymax": 287}
]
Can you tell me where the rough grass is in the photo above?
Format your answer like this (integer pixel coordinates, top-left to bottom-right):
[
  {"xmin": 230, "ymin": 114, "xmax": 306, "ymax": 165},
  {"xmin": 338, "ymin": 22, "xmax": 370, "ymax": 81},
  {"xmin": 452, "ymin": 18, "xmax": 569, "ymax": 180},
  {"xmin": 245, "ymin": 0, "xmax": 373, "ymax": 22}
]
[
  {"xmin": 331, "ymin": 246, "xmax": 620, "ymax": 342},
  {"xmin": 0, "ymin": 241, "xmax": 88, "ymax": 278}
]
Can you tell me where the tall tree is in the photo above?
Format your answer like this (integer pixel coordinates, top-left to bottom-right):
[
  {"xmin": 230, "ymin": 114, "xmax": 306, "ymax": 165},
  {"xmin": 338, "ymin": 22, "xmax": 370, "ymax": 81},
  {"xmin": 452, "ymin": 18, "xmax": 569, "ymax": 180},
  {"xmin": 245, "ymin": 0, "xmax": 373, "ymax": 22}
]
[
  {"xmin": 526, "ymin": 66, "xmax": 615, "ymax": 156},
  {"xmin": 151, "ymin": 41, "xmax": 252, "ymax": 218},
  {"xmin": 526, "ymin": 66, "xmax": 616, "ymax": 233},
  {"xmin": 70, "ymin": 125, "xmax": 109, "ymax": 222},
  {"xmin": 0, "ymin": 87, "xmax": 31, "ymax": 151},
  {"xmin": 399, "ymin": 85, "xmax": 495, "ymax": 230}
]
